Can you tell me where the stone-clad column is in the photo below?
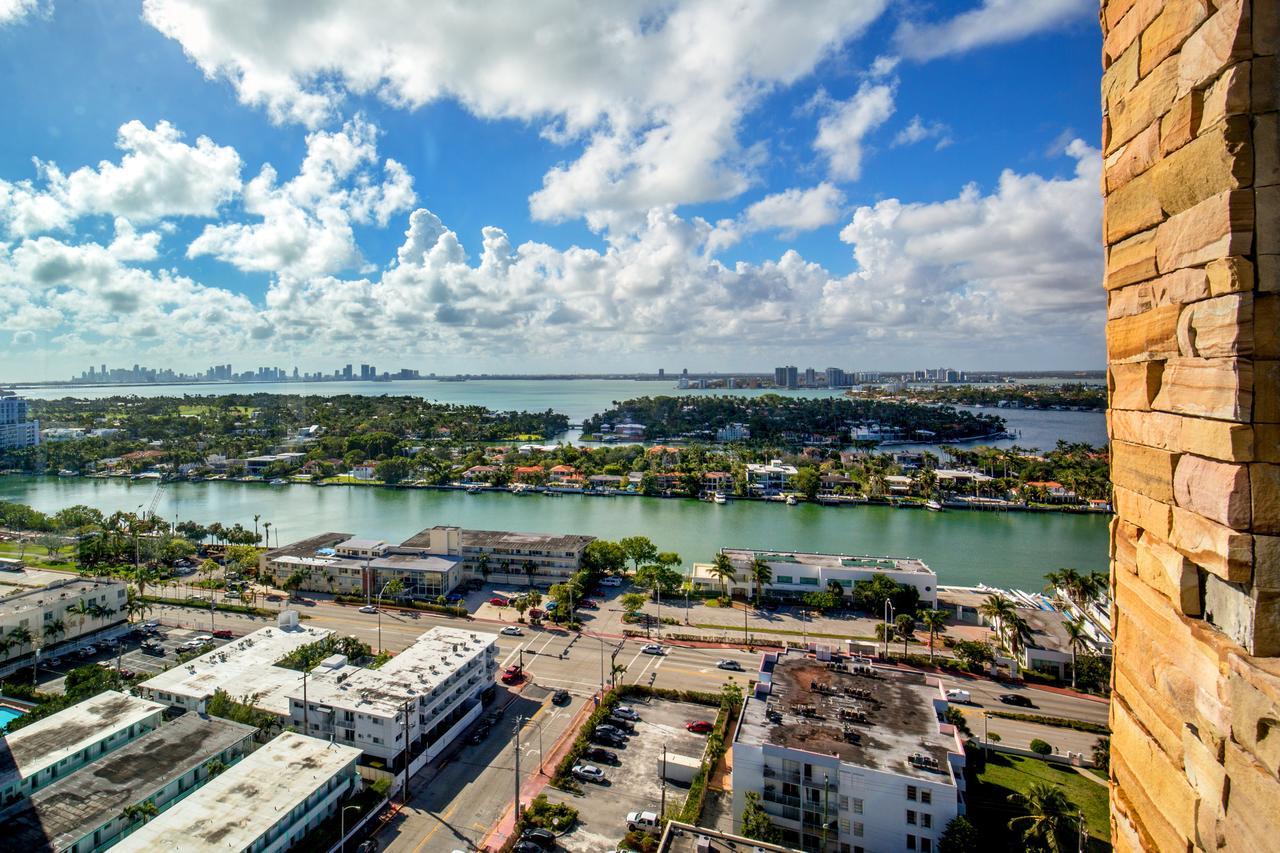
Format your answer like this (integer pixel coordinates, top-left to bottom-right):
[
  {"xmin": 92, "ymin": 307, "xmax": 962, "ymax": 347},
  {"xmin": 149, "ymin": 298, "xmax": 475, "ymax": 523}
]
[{"xmin": 1101, "ymin": 1, "xmax": 1279, "ymax": 850}]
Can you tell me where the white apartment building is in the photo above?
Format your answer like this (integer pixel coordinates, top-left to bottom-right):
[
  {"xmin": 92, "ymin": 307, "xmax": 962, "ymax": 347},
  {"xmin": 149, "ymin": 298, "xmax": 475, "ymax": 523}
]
[
  {"xmin": 745, "ymin": 460, "xmax": 798, "ymax": 494},
  {"xmin": 114, "ymin": 732, "xmax": 362, "ymax": 853},
  {"xmin": 691, "ymin": 550, "xmax": 939, "ymax": 607},
  {"xmin": 0, "ymin": 576, "xmax": 129, "ymax": 678},
  {"xmin": 0, "ymin": 390, "xmax": 40, "ymax": 450},
  {"xmin": 0, "ymin": 691, "xmax": 166, "ymax": 805},
  {"xmin": 732, "ymin": 652, "xmax": 965, "ymax": 853}
]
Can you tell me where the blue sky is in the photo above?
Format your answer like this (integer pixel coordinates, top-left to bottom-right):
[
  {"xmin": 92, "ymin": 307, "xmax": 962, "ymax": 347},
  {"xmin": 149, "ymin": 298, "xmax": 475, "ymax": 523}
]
[{"xmin": 0, "ymin": 0, "xmax": 1104, "ymax": 380}]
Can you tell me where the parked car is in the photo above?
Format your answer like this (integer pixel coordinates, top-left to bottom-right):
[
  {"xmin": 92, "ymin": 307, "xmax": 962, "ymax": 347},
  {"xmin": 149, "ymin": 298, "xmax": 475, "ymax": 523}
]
[
  {"xmin": 626, "ymin": 810, "xmax": 661, "ymax": 832},
  {"xmin": 141, "ymin": 642, "xmax": 165, "ymax": 655},
  {"xmin": 579, "ymin": 599, "xmax": 599, "ymax": 609},
  {"xmin": 717, "ymin": 659, "xmax": 742, "ymax": 671},
  {"xmin": 193, "ymin": 635, "xmax": 213, "ymax": 643},
  {"xmin": 599, "ymin": 576, "xmax": 623, "ymax": 587},
  {"xmin": 612, "ymin": 705, "xmax": 641, "ymax": 721},
  {"xmin": 592, "ymin": 730, "xmax": 626, "ymax": 747},
  {"xmin": 572, "ymin": 764, "xmax": 606, "ymax": 783},
  {"xmin": 998, "ymin": 693, "xmax": 1035, "ymax": 708},
  {"xmin": 641, "ymin": 644, "xmax": 664, "ymax": 655},
  {"xmin": 489, "ymin": 597, "xmax": 509, "ymax": 607},
  {"xmin": 77, "ymin": 646, "xmax": 97, "ymax": 657},
  {"xmin": 583, "ymin": 747, "xmax": 617, "ymax": 763},
  {"xmin": 685, "ymin": 720, "xmax": 714, "ymax": 734},
  {"xmin": 511, "ymin": 843, "xmax": 543, "ymax": 853},
  {"xmin": 467, "ymin": 725, "xmax": 491, "ymax": 745},
  {"xmin": 552, "ymin": 689, "xmax": 571, "ymax": 705},
  {"xmin": 607, "ymin": 716, "xmax": 636, "ymax": 732},
  {"xmin": 596, "ymin": 724, "xmax": 628, "ymax": 739},
  {"xmin": 501, "ymin": 626, "xmax": 524, "ymax": 636},
  {"xmin": 945, "ymin": 689, "xmax": 972, "ymax": 704},
  {"xmin": 213, "ymin": 629, "xmax": 234, "ymax": 639},
  {"xmin": 519, "ymin": 827, "xmax": 556, "ymax": 849}
]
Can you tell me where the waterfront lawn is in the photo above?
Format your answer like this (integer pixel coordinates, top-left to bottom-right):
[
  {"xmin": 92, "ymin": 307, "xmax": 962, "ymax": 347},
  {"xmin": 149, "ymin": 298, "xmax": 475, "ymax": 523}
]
[
  {"xmin": 967, "ymin": 753, "xmax": 1110, "ymax": 850},
  {"xmin": 0, "ymin": 541, "xmax": 77, "ymax": 569}
]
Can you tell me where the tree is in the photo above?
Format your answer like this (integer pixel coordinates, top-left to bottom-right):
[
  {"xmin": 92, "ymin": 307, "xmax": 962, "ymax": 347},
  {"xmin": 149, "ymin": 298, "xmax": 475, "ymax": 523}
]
[
  {"xmin": 709, "ymin": 552, "xmax": 736, "ymax": 599},
  {"xmin": 43, "ymin": 618, "xmax": 66, "ymax": 643},
  {"xmin": 918, "ymin": 609, "xmax": 948, "ymax": 663},
  {"xmin": 619, "ymin": 536, "xmax": 658, "ymax": 574},
  {"xmin": 895, "ymin": 613, "xmax": 915, "ymax": 656},
  {"xmin": 952, "ymin": 639, "xmax": 994, "ymax": 671},
  {"xmin": 582, "ymin": 540, "xmax": 627, "ymax": 576},
  {"xmin": 1007, "ymin": 781, "xmax": 1080, "ymax": 853},
  {"xmin": 120, "ymin": 800, "xmax": 159, "ymax": 826},
  {"xmin": 793, "ymin": 466, "xmax": 820, "ymax": 501},
  {"xmin": 749, "ymin": 556, "xmax": 772, "ymax": 605},
  {"xmin": 826, "ymin": 578, "xmax": 845, "ymax": 600},
  {"xmin": 477, "ymin": 553, "xmax": 491, "ymax": 583},
  {"xmin": 937, "ymin": 815, "xmax": 981, "ymax": 853},
  {"xmin": 740, "ymin": 791, "xmax": 780, "ymax": 843},
  {"xmin": 282, "ymin": 571, "xmax": 306, "ymax": 599},
  {"xmin": 979, "ymin": 594, "xmax": 1017, "ymax": 651},
  {"xmin": 1062, "ymin": 618, "xmax": 1089, "ymax": 689},
  {"xmin": 620, "ymin": 592, "xmax": 647, "ymax": 616},
  {"xmin": 1092, "ymin": 735, "xmax": 1110, "ymax": 772},
  {"xmin": 36, "ymin": 532, "xmax": 63, "ymax": 556},
  {"xmin": 375, "ymin": 456, "xmax": 414, "ymax": 484},
  {"xmin": 523, "ymin": 560, "xmax": 538, "ymax": 588}
]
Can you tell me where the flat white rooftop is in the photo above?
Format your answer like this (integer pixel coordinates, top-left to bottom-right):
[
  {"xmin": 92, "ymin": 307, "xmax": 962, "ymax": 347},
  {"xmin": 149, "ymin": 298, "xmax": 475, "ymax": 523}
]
[
  {"xmin": 113, "ymin": 732, "xmax": 360, "ymax": 852},
  {"xmin": 720, "ymin": 549, "xmax": 934, "ymax": 575},
  {"xmin": 0, "ymin": 691, "xmax": 164, "ymax": 789},
  {"xmin": 138, "ymin": 623, "xmax": 333, "ymax": 715}
]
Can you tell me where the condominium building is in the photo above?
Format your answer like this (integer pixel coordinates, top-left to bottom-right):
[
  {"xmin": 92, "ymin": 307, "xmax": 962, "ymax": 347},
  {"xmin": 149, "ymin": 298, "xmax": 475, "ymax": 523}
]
[
  {"xmin": 5, "ymin": 712, "xmax": 256, "ymax": 853},
  {"xmin": 0, "ymin": 691, "xmax": 166, "ymax": 805},
  {"xmin": 0, "ymin": 389, "xmax": 40, "ymax": 450},
  {"xmin": 0, "ymin": 576, "xmax": 129, "ymax": 678},
  {"xmin": 691, "ymin": 550, "xmax": 939, "ymax": 607},
  {"xmin": 113, "ymin": 732, "xmax": 362, "ymax": 853},
  {"xmin": 732, "ymin": 652, "xmax": 965, "ymax": 853},
  {"xmin": 262, "ymin": 525, "xmax": 595, "ymax": 595},
  {"xmin": 745, "ymin": 460, "xmax": 798, "ymax": 494}
]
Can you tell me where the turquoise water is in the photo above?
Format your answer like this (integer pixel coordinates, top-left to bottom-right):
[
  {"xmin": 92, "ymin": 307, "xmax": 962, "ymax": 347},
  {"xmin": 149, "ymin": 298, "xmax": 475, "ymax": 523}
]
[
  {"xmin": 0, "ymin": 705, "xmax": 26, "ymax": 730},
  {"xmin": 0, "ymin": 475, "xmax": 1108, "ymax": 590}
]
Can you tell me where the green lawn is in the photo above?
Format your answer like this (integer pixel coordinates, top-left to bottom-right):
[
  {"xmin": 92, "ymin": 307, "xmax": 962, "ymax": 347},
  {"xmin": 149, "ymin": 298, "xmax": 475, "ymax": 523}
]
[{"xmin": 968, "ymin": 752, "xmax": 1110, "ymax": 851}]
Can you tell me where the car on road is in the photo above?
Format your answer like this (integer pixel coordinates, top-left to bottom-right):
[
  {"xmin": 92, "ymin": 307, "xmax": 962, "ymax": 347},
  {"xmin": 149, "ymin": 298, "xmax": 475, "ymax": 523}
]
[
  {"xmin": 998, "ymin": 693, "xmax": 1035, "ymax": 708},
  {"xmin": 641, "ymin": 643, "xmax": 664, "ymax": 655},
  {"xmin": 467, "ymin": 725, "xmax": 491, "ymax": 745},
  {"xmin": 583, "ymin": 747, "xmax": 617, "ymax": 763},
  {"xmin": 717, "ymin": 659, "xmax": 742, "ymax": 670},
  {"xmin": 519, "ymin": 828, "xmax": 556, "ymax": 849},
  {"xmin": 358, "ymin": 605, "xmax": 378, "ymax": 614},
  {"xmin": 501, "ymin": 665, "xmax": 525, "ymax": 685},
  {"xmin": 611, "ymin": 705, "xmax": 641, "ymax": 720},
  {"xmin": 224, "ymin": 590, "xmax": 241, "ymax": 599},
  {"xmin": 489, "ymin": 597, "xmax": 509, "ymax": 607},
  {"xmin": 685, "ymin": 719, "xmax": 714, "ymax": 734},
  {"xmin": 501, "ymin": 625, "xmax": 524, "ymax": 636},
  {"xmin": 626, "ymin": 810, "xmax": 661, "ymax": 832},
  {"xmin": 552, "ymin": 689, "xmax": 571, "ymax": 705},
  {"xmin": 572, "ymin": 764, "xmax": 606, "ymax": 783},
  {"xmin": 945, "ymin": 689, "xmax": 972, "ymax": 704}
]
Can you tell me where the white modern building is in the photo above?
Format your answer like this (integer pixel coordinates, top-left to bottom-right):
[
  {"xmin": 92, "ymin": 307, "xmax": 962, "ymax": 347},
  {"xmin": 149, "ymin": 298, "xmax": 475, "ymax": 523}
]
[
  {"xmin": 113, "ymin": 732, "xmax": 362, "ymax": 853},
  {"xmin": 732, "ymin": 652, "xmax": 965, "ymax": 853},
  {"xmin": 0, "ymin": 389, "xmax": 39, "ymax": 450},
  {"xmin": 0, "ymin": 575, "xmax": 129, "ymax": 678},
  {"xmin": 5, "ymin": 712, "xmax": 256, "ymax": 853},
  {"xmin": 691, "ymin": 550, "xmax": 939, "ymax": 607},
  {"xmin": 0, "ymin": 691, "xmax": 166, "ymax": 805},
  {"xmin": 745, "ymin": 460, "xmax": 798, "ymax": 494}
]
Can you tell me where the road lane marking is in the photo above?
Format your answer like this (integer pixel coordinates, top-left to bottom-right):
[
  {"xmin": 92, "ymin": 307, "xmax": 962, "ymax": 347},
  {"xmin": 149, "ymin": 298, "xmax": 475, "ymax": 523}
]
[{"xmin": 411, "ymin": 801, "xmax": 458, "ymax": 852}]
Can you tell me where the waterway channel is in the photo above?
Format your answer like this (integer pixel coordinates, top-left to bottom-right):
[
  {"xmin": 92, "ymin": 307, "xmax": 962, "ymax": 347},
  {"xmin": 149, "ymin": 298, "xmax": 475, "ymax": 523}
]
[{"xmin": 0, "ymin": 475, "xmax": 1108, "ymax": 590}]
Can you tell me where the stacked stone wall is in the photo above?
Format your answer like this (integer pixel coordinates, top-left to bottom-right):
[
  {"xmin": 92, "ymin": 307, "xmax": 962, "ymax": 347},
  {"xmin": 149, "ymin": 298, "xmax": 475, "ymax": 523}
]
[{"xmin": 1101, "ymin": 1, "xmax": 1279, "ymax": 850}]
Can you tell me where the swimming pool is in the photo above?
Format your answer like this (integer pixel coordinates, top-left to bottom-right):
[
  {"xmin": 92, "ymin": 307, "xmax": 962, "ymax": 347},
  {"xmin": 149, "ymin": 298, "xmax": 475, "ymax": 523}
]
[{"xmin": 0, "ymin": 705, "xmax": 26, "ymax": 730}]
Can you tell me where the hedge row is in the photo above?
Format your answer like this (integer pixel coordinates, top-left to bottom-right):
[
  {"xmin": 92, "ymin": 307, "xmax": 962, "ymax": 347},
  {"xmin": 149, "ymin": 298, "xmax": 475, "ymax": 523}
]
[
  {"xmin": 550, "ymin": 692, "xmax": 623, "ymax": 791},
  {"xmin": 986, "ymin": 710, "xmax": 1110, "ymax": 735}
]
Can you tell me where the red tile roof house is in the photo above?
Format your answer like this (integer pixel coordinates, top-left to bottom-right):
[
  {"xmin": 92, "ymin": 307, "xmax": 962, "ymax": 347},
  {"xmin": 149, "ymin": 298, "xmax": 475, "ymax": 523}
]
[
  {"xmin": 547, "ymin": 464, "xmax": 578, "ymax": 483},
  {"xmin": 512, "ymin": 465, "xmax": 545, "ymax": 483},
  {"xmin": 463, "ymin": 465, "xmax": 500, "ymax": 483},
  {"xmin": 646, "ymin": 446, "xmax": 681, "ymax": 468},
  {"xmin": 1017, "ymin": 480, "xmax": 1079, "ymax": 504}
]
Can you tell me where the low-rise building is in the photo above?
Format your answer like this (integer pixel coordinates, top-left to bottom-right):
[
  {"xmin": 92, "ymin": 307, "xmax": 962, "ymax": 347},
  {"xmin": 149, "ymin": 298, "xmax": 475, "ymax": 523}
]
[
  {"xmin": 5, "ymin": 712, "xmax": 256, "ymax": 852},
  {"xmin": 113, "ymin": 732, "xmax": 362, "ymax": 853},
  {"xmin": 691, "ymin": 550, "xmax": 938, "ymax": 607},
  {"xmin": 746, "ymin": 460, "xmax": 798, "ymax": 494},
  {"xmin": 243, "ymin": 452, "xmax": 305, "ymax": 475},
  {"xmin": 0, "ymin": 691, "xmax": 165, "ymax": 804},
  {"xmin": 658, "ymin": 821, "xmax": 797, "ymax": 852},
  {"xmin": 732, "ymin": 652, "xmax": 964, "ymax": 853},
  {"xmin": 0, "ymin": 577, "xmax": 129, "ymax": 678}
]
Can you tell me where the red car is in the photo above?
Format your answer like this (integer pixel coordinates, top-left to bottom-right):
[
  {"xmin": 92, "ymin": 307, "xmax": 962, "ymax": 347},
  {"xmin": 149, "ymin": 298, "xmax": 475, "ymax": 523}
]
[
  {"xmin": 212, "ymin": 629, "xmax": 234, "ymax": 639},
  {"xmin": 501, "ymin": 665, "xmax": 525, "ymax": 685},
  {"xmin": 489, "ymin": 597, "xmax": 509, "ymax": 607},
  {"xmin": 579, "ymin": 599, "xmax": 599, "ymax": 609},
  {"xmin": 686, "ymin": 720, "xmax": 713, "ymax": 734}
]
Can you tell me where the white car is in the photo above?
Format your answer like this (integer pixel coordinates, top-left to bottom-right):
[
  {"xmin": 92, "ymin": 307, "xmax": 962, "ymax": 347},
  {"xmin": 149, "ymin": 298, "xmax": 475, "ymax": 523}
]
[
  {"xmin": 717, "ymin": 659, "xmax": 742, "ymax": 670},
  {"xmin": 612, "ymin": 705, "xmax": 641, "ymax": 720},
  {"xmin": 641, "ymin": 644, "xmax": 664, "ymax": 655},
  {"xmin": 945, "ymin": 689, "xmax": 972, "ymax": 704},
  {"xmin": 358, "ymin": 605, "xmax": 378, "ymax": 614},
  {"xmin": 501, "ymin": 625, "xmax": 524, "ymax": 636},
  {"xmin": 626, "ymin": 810, "xmax": 661, "ymax": 832},
  {"xmin": 193, "ymin": 635, "xmax": 213, "ymax": 643},
  {"xmin": 599, "ymin": 576, "xmax": 623, "ymax": 587},
  {"xmin": 572, "ymin": 764, "xmax": 606, "ymax": 782}
]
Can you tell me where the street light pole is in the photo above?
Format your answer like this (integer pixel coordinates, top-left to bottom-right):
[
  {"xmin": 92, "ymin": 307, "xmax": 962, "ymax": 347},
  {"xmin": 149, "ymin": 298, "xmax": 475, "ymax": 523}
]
[
  {"xmin": 340, "ymin": 804, "xmax": 361, "ymax": 853},
  {"xmin": 513, "ymin": 716, "xmax": 523, "ymax": 820},
  {"xmin": 883, "ymin": 600, "xmax": 895, "ymax": 658}
]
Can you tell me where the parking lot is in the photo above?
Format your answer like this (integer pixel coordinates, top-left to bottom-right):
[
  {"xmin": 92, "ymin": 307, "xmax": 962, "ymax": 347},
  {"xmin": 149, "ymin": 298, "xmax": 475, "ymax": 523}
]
[
  {"xmin": 546, "ymin": 697, "xmax": 716, "ymax": 852},
  {"xmin": 36, "ymin": 623, "xmax": 234, "ymax": 692}
]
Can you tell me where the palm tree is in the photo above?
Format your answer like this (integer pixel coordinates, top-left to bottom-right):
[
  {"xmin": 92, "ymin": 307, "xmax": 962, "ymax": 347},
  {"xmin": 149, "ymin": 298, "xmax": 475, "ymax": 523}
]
[
  {"xmin": 253, "ymin": 514, "xmax": 260, "ymax": 543},
  {"xmin": 43, "ymin": 618, "xmax": 66, "ymax": 644},
  {"xmin": 1063, "ymin": 618, "xmax": 1089, "ymax": 689},
  {"xmin": 826, "ymin": 579, "xmax": 844, "ymax": 601},
  {"xmin": 979, "ymin": 594, "xmax": 1017, "ymax": 651},
  {"xmin": 523, "ymin": 560, "xmax": 537, "ymax": 589},
  {"xmin": 120, "ymin": 800, "xmax": 159, "ymax": 826},
  {"xmin": 125, "ymin": 589, "xmax": 151, "ymax": 624},
  {"xmin": 1007, "ymin": 782, "xmax": 1080, "ymax": 852},
  {"xmin": 1005, "ymin": 612, "xmax": 1030, "ymax": 664},
  {"xmin": 918, "ymin": 609, "xmax": 948, "ymax": 663},
  {"xmin": 710, "ymin": 553, "xmax": 736, "ymax": 599},
  {"xmin": 0, "ymin": 636, "xmax": 13, "ymax": 662},
  {"xmin": 749, "ymin": 557, "xmax": 772, "ymax": 605},
  {"xmin": 477, "ymin": 554, "xmax": 492, "ymax": 584},
  {"xmin": 7, "ymin": 625, "xmax": 32, "ymax": 654},
  {"xmin": 262, "ymin": 521, "xmax": 271, "ymax": 548},
  {"xmin": 68, "ymin": 600, "xmax": 93, "ymax": 640},
  {"xmin": 894, "ymin": 613, "xmax": 915, "ymax": 657}
]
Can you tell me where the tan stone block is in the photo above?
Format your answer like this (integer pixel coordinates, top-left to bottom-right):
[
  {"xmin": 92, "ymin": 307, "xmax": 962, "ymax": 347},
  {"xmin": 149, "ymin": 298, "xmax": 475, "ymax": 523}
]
[
  {"xmin": 1114, "ymin": 517, "xmax": 1140, "ymax": 565},
  {"xmin": 1110, "ymin": 268, "xmax": 1211, "ymax": 320},
  {"xmin": 1142, "ymin": 0, "xmax": 1212, "ymax": 77},
  {"xmin": 1106, "ymin": 121, "xmax": 1159, "ymax": 192},
  {"xmin": 1152, "ymin": 116, "xmax": 1253, "ymax": 218},
  {"xmin": 1107, "ymin": 303, "xmax": 1182, "ymax": 361},
  {"xmin": 1251, "ymin": 463, "xmax": 1280, "ymax": 535},
  {"xmin": 1222, "ymin": 741, "xmax": 1280, "ymax": 850},
  {"xmin": 1113, "ymin": 660, "xmax": 1186, "ymax": 759},
  {"xmin": 1182, "ymin": 727, "xmax": 1227, "ymax": 850},
  {"xmin": 1106, "ymin": 170, "xmax": 1166, "ymax": 243},
  {"xmin": 1258, "ymin": 425, "xmax": 1280, "ymax": 462},
  {"xmin": 1226, "ymin": 655, "xmax": 1280, "ymax": 770},
  {"xmin": 1106, "ymin": 0, "xmax": 1163, "ymax": 67},
  {"xmin": 1206, "ymin": 256, "xmax": 1254, "ymax": 295},
  {"xmin": 1258, "ymin": 185, "xmax": 1280, "ymax": 255},
  {"xmin": 1115, "ymin": 567, "xmax": 1227, "ymax": 688},
  {"xmin": 1200, "ymin": 60, "xmax": 1251, "ymax": 128},
  {"xmin": 1109, "ymin": 360, "xmax": 1165, "ymax": 410},
  {"xmin": 1110, "ymin": 408, "xmax": 1254, "ymax": 460},
  {"xmin": 1178, "ymin": 0, "xmax": 1253, "ymax": 97},
  {"xmin": 1111, "ymin": 698, "xmax": 1199, "ymax": 841},
  {"xmin": 1136, "ymin": 534, "xmax": 1201, "ymax": 614},
  {"xmin": 1114, "ymin": 484, "xmax": 1174, "ymax": 538},
  {"xmin": 1174, "ymin": 454, "xmax": 1251, "ymax": 529},
  {"xmin": 1171, "ymin": 505, "xmax": 1253, "ymax": 582},
  {"xmin": 1177, "ymin": 292, "xmax": 1254, "ymax": 358},
  {"xmin": 1113, "ymin": 440, "xmax": 1180, "ymax": 503},
  {"xmin": 1155, "ymin": 190, "xmax": 1254, "ymax": 273},
  {"xmin": 1257, "ymin": 112, "xmax": 1280, "ymax": 188},
  {"xmin": 1159, "ymin": 91, "xmax": 1201, "ymax": 156},
  {"xmin": 1262, "ymin": 255, "xmax": 1280, "ymax": 294},
  {"xmin": 1104, "ymin": 0, "xmax": 1139, "ymax": 34},
  {"xmin": 1152, "ymin": 356, "xmax": 1253, "ymax": 421},
  {"xmin": 1111, "ymin": 755, "xmax": 1190, "ymax": 853},
  {"xmin": 1106, "ymin": 229, "xmax": 1160, "ymax": 288},
  {"xmin": 1109, "ymin": 54, "xmax": 1180, "ymax": 154},
  {"xmin": 1103, "ymin": 38, "xmax": 1141, "ymax": 113},
  {"xmin": 1257, "ymin": 360, "xmax": 1280, "ymax": 423}
]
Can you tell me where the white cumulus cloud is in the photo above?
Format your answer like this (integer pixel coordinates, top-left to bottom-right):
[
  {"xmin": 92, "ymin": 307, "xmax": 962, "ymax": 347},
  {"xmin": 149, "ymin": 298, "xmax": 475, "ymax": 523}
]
[
  {"xmin": 814, "ymin": 81, "xmax": 895, "ymax": 181},
  {"xmin": 894, "ymin": 0, "xmax": 1092, "ymax": 62},
  {"xmin": 892, "ymin": 116, "xmax": 953, "ymax": 149}
]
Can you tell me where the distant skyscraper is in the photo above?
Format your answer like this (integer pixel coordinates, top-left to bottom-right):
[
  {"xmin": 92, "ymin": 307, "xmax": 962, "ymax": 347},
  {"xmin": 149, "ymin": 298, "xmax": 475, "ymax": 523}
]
[
  {"xmin": 785, "ymin": 365, "xmax": 798, "ymax": 389},
  {"xmin": 774, "ymin": 366, "xmax": 787, "ymax": 387},
  {"xmin": 0, "ymin": 389, "xmax": 40, "ymax": 449},
  {"xmin": 343, "ymin": 364, "xmax": 353, "ymax": 380},
  {"xmin": 658, "ymin": 368, "xmax": 665, "ymax": 378},
  {"xmin": 803, "ymin": 367, "xmax": 816, "ymax": 387}
]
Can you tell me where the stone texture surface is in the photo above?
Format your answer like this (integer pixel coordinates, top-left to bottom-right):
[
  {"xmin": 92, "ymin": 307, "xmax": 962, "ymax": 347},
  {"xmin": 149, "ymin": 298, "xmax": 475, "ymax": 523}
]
[{"xmin": 1103, "ymin": 0, "xmax": 1280, "ymax": 846}]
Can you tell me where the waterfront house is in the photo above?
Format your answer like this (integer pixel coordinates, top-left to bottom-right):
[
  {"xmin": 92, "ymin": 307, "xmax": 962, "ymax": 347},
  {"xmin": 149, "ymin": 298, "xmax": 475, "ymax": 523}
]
[
  {"xmin": 463, "ymin": 464, "xmax": 500, "ymax": 483},
  {"xmin": 884, "ymin": 475, "xmax": 913, "ymax": 494},
  {"xmin": 512, "ymin": 465, "xmax": 544, "ymax": 484},
  {"xmin": 745, "ymin": 460, "xmax": 797, "ymax": 494},
  {"xmin": 589, "ymin": 474, "xmax": 625, "ymax": 489},
  {"xmin": 351, "ymin": 461, "xmax": 377, "ymax": 480},
  {"xmin": 691, "ymin": 549, "xmax": 938, "ymax": 606},
  {"xmin": 547, "ymin": 464, "xmax": 578, "ymax": 482},
  {"xmin": 1018, "ymin": 480, "xmax": 1078, "ymax": 504}
]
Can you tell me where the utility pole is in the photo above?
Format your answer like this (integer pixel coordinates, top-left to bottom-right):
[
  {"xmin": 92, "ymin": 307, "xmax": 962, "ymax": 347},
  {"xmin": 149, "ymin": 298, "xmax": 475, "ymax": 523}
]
[
  {"xmin": 302, "ymin": 669, "xmax": 309, "ymax": 733},
  {"xmin": 660, "ymin": 744, "xmax": 667, "ymax": 817},
  {"xmin": 402, "ymin": 699, "xmax": 412, "ymax": 805},
  {"xmin": 513, "ymin": 716, "xmax": 523, "ymax": 820}
]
